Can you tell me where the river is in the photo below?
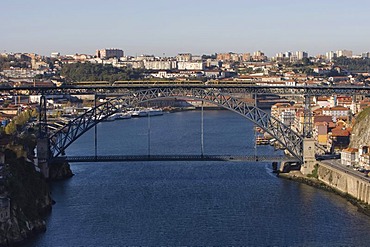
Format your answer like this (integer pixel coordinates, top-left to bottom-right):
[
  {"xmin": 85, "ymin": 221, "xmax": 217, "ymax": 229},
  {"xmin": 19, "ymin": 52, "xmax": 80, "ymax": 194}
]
[{"xmin": 25, "ymin": 110, "xmax": 370, "ymax": 246}]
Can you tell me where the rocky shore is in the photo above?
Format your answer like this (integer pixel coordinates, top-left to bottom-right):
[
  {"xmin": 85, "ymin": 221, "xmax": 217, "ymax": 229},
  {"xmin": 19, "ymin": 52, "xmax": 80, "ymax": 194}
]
[
  {"xmin": 278, "ymin": 171, "xmax": 370, "ymax": 217},
  {"xmin": 0, "ymin": 149, "xmax": 73, "ymax": 246}
]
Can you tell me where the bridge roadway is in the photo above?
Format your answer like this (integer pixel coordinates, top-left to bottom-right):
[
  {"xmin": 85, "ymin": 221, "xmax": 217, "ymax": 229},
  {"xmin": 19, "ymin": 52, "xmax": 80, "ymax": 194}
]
[
  {"xmin": 2, "ymin": 84, "xmax": 370, "ymax": 96},
  {"xmin": 54, "ymin": 154, "xmax": 300, "ymax": 163}
]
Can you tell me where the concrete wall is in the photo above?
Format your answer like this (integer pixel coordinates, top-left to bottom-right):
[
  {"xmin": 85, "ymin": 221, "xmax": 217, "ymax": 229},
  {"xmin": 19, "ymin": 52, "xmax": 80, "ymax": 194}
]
[{"xmin": 317, "ymin": 162, "xmax": 370, "ymax": 204}]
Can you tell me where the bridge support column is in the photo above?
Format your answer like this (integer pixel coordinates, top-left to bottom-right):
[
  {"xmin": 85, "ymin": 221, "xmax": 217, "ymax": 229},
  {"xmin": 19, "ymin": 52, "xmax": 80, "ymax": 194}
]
[
  {"xmin": 301, "ymin": 138, "xmax": 316, "ymax": 175},
  {"xmin": 36, "ymin": 93, "xmax": 50, "ymax": 178},
  {"xmin": 37, "ymin": 138, "xmax": 50, "ymax": 179}
]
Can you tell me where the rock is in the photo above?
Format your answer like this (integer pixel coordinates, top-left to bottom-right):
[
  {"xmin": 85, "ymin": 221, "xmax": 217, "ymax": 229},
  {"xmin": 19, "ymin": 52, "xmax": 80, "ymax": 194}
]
[
  {"xmin": 349, "ymin": 108, "xmax": 370, "ymax": 148},
  {"xmin": 48, "ymin": 159, "xmax": 74, "ymax": 181}
]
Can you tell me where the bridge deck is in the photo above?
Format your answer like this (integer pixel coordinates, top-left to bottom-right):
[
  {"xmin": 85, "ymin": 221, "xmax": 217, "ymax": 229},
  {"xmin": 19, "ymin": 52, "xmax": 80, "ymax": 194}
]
[{"xmin": 54, "ymin": 155, "xmax": 300, "ymax": 163}]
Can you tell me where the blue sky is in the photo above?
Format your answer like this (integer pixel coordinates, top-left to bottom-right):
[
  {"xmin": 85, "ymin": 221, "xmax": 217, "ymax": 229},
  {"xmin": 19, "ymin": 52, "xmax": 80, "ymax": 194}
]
[{"xmin": 1, "ymin": 0, "xmax": 370, "ymax": 57}]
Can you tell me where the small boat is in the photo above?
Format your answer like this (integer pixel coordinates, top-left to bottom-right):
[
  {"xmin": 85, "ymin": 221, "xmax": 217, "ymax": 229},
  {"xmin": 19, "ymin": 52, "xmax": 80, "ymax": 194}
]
[
  {"xmin": 148, "ymin": 108, "xmax": 163, "ymax": 116},
  {"xmin": 115, "ymin": 112, "xmax": 132, "ymax": 120},
  {"xmin": 129, "ymin": 108, "xmax": 163, "ymax": 117},
  {"xmin": 256, "ymin": 136, "xmax": 269, "ymax": 145}
]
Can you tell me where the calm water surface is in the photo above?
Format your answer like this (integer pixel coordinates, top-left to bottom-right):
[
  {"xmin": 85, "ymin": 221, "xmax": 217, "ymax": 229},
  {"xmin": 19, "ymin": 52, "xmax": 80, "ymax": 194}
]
[{"xmin": 26, "ymin": 110, "xmax": 370, "ymax": 246}]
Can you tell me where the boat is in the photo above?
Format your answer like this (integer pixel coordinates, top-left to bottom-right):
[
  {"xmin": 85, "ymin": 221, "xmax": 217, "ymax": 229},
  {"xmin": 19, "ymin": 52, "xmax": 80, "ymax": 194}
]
[
  {"xmin": 104, "ymin": 114, "xmax": 116, "ymax": 121},
  {"xmin": 128, "ymin": 108, "xmax": 145, "ymax": 117},
  {"xmin": 269, "ymin": 138, "xmax": 276, "ymax": 145},
  {"xmin": 129, "ymin": 108, "xmax": 163, "ymax": 117},
  {"xmin": 148, "ymin": 108, "xmax": 163, "ymax": 116},
  {"xmin": 256, "ymin": 136, "xmax": 269, "ymax": 145},
  {"xmin": 115, "ymin": 112, "xmax": 132, "ymax": 120}
]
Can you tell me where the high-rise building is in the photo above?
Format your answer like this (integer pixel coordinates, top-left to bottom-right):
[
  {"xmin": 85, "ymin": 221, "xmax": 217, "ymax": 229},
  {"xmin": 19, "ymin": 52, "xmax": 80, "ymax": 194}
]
[
  {"xmin": 241, "ymin": 53, "xmax": 251, "ymax": 62},
  {"xmin": 361, "ymin": 52, "xmax": 370, "ymax": 59},
  {"xmin": 326, "ymin": 51, "xmax": 337, "ymax": 61},
  {"xmin": 296, "ymin": 51, "xmax": 308, "ymax": 60},
  {"xmin": 96, "ymin": 49, "xmax": 124, "ymax": 59},
  {"xmin": 252, "ymin": 51, "xmax": 267, "ymax": 61},
  {"xmin": 336, "ymin": 50, "xmax": 353, "ymax": 58}
]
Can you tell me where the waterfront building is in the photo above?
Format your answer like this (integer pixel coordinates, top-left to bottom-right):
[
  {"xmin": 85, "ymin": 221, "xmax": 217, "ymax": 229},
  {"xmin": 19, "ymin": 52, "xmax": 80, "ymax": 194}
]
[
  {"xmin": 341, "ymin": 148, "xmax": 359, "ymax": 167},
  {"xmin": 359, "ymin": 146, "xmax": 370, "ymax": 168}
]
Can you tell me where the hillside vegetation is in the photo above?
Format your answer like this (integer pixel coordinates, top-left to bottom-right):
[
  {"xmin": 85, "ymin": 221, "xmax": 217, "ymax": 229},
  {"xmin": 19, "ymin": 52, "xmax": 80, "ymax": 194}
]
[
  {"xmin": 350, "ymin": 107, "xmax": 370, "ymax": 148},
  {"xmin": 61, "ymin": 63, "xmax": 145, "ymax": 83}
]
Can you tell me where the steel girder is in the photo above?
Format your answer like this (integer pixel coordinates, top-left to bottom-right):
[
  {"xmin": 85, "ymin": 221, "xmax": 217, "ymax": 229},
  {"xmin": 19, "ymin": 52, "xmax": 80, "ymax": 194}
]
[
  {"xmin": 49, "ymin": 88, "xmax": 303, "ymax": 161},
  {"xmin": 3, "ymin": 84, "xmax": 370, "ymax": 96}
]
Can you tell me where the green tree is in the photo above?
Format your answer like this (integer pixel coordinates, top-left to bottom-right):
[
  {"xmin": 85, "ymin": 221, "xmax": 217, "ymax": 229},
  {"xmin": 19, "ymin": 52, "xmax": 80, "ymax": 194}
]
[{"xmin": 5, "ymin": 121, "xmax": 16, "ymax": 135}]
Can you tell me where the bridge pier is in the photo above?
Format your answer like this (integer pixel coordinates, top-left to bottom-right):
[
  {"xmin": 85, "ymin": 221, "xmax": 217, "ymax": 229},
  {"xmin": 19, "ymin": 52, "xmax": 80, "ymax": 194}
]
[
  {"xmin": 279, "ymin": 161, "xmax": 300, "ymax": 173},
  {"xmin": 301, "ymin": 138, "xmax": 316, "ymax": 175},
  {"xmin": 37, "ymin": 138, "xmax": 50, "ymax": 179}
]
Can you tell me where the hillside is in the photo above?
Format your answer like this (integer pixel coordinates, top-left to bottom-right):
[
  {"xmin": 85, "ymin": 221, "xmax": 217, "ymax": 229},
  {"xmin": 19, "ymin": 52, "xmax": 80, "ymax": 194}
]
[{"xmin": 349, "ymin": 107, "xmax": 370, "ymax": 148}]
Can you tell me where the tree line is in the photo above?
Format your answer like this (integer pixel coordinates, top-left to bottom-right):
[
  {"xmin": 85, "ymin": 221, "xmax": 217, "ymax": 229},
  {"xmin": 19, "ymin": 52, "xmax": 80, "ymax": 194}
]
[
  {"xmin": 60, "ymin": 63, "xmax": 146, "ymax": 83},
  {"xmin": 334, "ymin": 56, "xmax": 370, "ymax": 72}
]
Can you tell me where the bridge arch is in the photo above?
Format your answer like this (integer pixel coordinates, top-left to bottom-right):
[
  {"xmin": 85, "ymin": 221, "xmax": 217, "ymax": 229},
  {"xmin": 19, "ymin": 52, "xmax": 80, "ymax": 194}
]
[{"xmin": 49, "ymin": 88, "xmax": 303, "ymax": 161}]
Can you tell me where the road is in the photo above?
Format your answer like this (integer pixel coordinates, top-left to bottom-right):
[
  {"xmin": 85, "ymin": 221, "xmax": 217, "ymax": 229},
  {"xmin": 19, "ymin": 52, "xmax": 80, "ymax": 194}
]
[{"xmin": 321, "ymin": 159, "xmax": 370, "ymax": 183}]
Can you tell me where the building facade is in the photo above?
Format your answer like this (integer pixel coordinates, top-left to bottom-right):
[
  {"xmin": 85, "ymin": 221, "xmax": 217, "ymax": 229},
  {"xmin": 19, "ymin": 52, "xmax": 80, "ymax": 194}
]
[{"xmin": 96, "ymin": 49, "xmax": 124, "ymax": 59}]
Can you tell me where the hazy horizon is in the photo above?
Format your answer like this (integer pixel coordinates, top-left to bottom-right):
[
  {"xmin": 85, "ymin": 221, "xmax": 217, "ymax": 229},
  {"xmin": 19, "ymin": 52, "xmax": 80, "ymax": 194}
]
[{"xmin": 1, "ymin": 0, "xmax": 370, "ymax": 57}]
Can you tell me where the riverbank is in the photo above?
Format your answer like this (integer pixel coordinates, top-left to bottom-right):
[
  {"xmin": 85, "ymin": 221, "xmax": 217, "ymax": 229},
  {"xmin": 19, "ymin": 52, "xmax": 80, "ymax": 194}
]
[
  {"xmin": 278, "ymin": 171, "xmax": 370, "ymax": 217},
  {"xmin": 0, "ymin": 149, "xmax": 73, "ymax": 246}
]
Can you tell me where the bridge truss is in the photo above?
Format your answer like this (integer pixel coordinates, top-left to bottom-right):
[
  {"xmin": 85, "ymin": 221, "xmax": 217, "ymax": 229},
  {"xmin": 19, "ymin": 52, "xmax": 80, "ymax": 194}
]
[{"xmin": 48, "ymin": 88, "xmax": 304, "ymax": 162}]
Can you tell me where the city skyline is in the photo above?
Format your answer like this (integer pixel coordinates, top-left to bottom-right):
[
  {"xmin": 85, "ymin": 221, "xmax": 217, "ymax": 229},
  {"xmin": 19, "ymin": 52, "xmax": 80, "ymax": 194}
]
[{"xmin": 1, "ymin": 0, "xmax": 370, "ymax": 56}]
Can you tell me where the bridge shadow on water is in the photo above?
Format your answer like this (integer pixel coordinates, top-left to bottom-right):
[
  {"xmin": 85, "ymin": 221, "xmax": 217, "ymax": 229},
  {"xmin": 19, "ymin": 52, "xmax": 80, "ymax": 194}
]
[{"xmin": 63, "ymin": 110, "xmax": 292, "ymax": 164}]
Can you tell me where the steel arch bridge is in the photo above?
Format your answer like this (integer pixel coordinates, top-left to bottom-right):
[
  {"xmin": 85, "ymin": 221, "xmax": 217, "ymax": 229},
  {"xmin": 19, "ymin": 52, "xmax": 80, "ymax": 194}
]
[{"xmin": 48, "ymin": 88, "xmax": 303, "ymax": 162}]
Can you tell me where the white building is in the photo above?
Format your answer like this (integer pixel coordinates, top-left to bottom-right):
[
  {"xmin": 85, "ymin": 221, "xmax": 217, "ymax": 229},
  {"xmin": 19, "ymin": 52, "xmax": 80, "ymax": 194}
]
[
  {"xmin": 296, "ymin": 51, "xmax": 308, "ymax": 60},
  {"xmin": 177, "ymin": 61, "xmax": 204, "ymax": 71},
  {"xmin": 341, "ymin": 148, "xmax": 358, "ymax": 167},
  {"xmin": 336, "ymin": 50, "xmax": 353, "ymax": 58},
  {"xmin": 280, "ymin": 110, "xmax": 296, "ymax": 126},
  {"xmin": 51, "ymin": 52, "xmax": 60, "ymax": 58},
  {"xmin": 322, "ymin": 106, "xmax": 350, "ymax": 118},
  {"xmin": 144, "ymin": 60, "xmax": 176, "ymax": 70},
  {"xmin": 176, "ymin": 53, "xmax": 192, "ymax": 62}
]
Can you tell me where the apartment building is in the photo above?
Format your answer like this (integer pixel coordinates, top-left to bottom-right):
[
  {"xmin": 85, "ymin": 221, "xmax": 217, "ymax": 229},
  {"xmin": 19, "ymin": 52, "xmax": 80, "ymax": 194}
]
[
  {"xmin": 96, "ymin": 49, "xmax": 124, "ymax": 59},
  {"xmin": 177, "ymin": 61, "xmax": 204, "ymax": 71},
  {"xmin": 322, "ymin": 106, "xmax": 350, "ymax": 118},
  {"xmin": 341, "ymin": 148, "xmax": 359, "ymax": 166}
]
